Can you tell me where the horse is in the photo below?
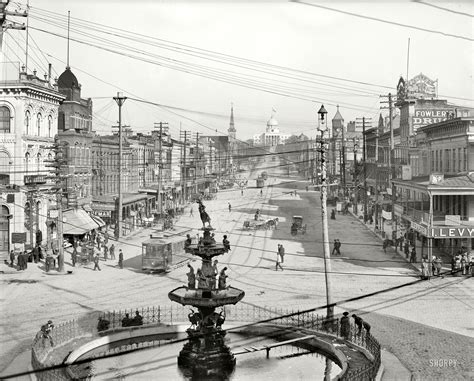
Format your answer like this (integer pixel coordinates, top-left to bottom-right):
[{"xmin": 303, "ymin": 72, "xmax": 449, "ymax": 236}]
[{"xmin": 266, "ymin": 217, "xmax": 279, "ymax": 230}]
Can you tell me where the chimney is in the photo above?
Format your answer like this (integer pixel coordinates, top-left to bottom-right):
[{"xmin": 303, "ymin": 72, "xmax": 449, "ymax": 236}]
[{"xmin": 48, "ymin": 63, "xmax": 52, "ymax": 83}]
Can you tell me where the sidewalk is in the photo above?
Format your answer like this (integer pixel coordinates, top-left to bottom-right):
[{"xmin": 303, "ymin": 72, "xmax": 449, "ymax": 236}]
[{"xmin": 346, "ymin": 204, "xmax": 453, "ymax": 273}]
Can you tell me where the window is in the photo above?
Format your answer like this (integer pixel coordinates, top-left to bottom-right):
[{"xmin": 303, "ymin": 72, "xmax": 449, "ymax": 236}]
[
  {"xmin": 37, "ymin": 153, "xmax": 41, "ymax": 172},
  {"xmin": 37, "ymin": 113, "xmax": 42, "ymax": 136},
  {"xmin": 453, "ymin": 149, "xmax": 457, "ymax": 173},
  {"xmin": 0, "ymin": 106, "xmax": 11, "ymax": 133},
  {"xmin": 25, "ymin": 153, "xmax": 30, "ymax": 173},
  {"xmin": 463, "ymin": 148, "xmax": 467, "ymax": 171},
  {"xmin": 48, "ymin": 115, "xmax": 52, "ymax": 137},
  {"xmin": 458, "ymin": 148, "xmax": 462, "ymax": 171},
  {"xmin": 445, "ymin": 149, "xmax": 450, "ymax": 172},
  {"xmin": 25, "ymin": 110, "xmax": 31, "ymax": 135}
]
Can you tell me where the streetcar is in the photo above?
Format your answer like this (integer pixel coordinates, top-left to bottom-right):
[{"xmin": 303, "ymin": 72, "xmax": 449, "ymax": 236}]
[
  {"xmin": 141, "ymin": 234, "xmax": 188, "ymax": 272},
  {"xmin": 256, "ymin": 176, "xmax": 266, "ymax": 188}
]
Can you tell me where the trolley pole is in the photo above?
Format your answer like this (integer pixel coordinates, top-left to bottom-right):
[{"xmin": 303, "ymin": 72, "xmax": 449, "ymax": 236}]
[
  {"xmin": 113, "ymin": 92, "xmax": 127, "ymax": 239},
  {"xmin": 317, "ymin": 105, "xmax": 334, "ymax": 321}
]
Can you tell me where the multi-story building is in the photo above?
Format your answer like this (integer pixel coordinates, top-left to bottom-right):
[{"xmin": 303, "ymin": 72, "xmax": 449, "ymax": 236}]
[
  {"xmin": 253, "ymin": 111, "xmax": 290, "ymax": 146},
  {"xmin": 392, "ymin": 116, "xmax": 474, "ymax": 258},
  {"xmin": 0, "ymin": 67, "xmax": 64, "ymax": 258}
]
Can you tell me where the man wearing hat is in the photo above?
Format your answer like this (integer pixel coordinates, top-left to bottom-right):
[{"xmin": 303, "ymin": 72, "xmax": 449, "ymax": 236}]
[
  {"xmin": 40, "ymin": 320, "xmax": 54, "ymax": 347},
  {"xmin": 340, "ymin": 312, "xmax": 351, "ymax": 340}
]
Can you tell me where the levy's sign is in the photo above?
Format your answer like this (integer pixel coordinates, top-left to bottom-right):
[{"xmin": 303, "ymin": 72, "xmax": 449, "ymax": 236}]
[
  {"xmin": 430, "ymin": 227, "xmax": 474, "ymax": 238},
  {"xmin": 412, "ymin": 108, "xmax": 453, "ymax": 130}
]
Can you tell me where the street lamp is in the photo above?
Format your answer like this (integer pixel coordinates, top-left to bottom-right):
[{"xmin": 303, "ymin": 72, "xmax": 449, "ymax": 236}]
[{"xmin": 317, "ymin": 105, "xmax": 334, "ymax": 322}]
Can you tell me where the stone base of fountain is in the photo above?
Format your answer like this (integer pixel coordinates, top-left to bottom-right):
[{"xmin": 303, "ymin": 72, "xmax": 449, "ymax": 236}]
[{"xmin": 178, "ymin": 330, "xmax": 235, "ymax": 379}]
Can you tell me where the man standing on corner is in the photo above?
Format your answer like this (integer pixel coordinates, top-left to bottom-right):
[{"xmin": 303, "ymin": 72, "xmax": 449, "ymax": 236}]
[{"xmin": 118, "ymin": 249, "xmax": 124, "ymax": 269}]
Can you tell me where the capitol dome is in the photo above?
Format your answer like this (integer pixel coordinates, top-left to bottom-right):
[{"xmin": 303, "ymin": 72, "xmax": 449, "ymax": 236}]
[{"xmin": 267, "ymin": 116, "xmax": 278, "ymax": 127}]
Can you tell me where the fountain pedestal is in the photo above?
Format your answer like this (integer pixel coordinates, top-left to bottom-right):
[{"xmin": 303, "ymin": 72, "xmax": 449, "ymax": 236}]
[{"xmin": 168, "ymin": 226, "xmax": 245, "ymax": 378}]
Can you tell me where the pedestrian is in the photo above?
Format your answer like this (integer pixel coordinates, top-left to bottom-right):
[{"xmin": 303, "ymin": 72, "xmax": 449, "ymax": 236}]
[
  {"xmin": 241, "ymin": 189, "xmax": 244, "ymax": 196},
  {"xmin": 71, "ymin": 249, "xmax": 77, "ymax": 267},
  {"xmin": 382, "ymin": 238, "xmax": 389, "ymax": 254},
  {"xmin": 404, "ymin": 240, "xmax": 410, "ymax": 259},
  {"xmin": 9, "ymin": 250, "xmax": 15, "ymax": 267},
  {"xmin": 332, "ymin": 239, "xmax": 341, "ymax": 256},
  {"xmin": 352, "ymin": 314, "xmax": 363, "ymax": 335},
  {"xmin": 103, "ymin": 244, "xmax": 108, "ymax": 261},
  {"xmin": 260, "ymin": 189, "xmax": 263, "ymax": 196},
  {"xmin": 223, "ymin": 235, "xmax": 230, "ymax": 252},
  {"xmin": 278, "ymin": 244, "xmax": 285, "ymax": 263},
  {"xmin": 228, "ymin": 203, "xmax": 231, "ymax": 212},
  {"xmin": 330, "ymin": 209, "xmax": 336, "ymax": 220},
  {"xmin": 190, "ymin": 207, "xmax": 194, "ymax": 217},
  {"xmin": 40, "ymin": 320, "xmax": 54, "ymax": 347},
  {"xmin": 118, "ymin": 249, "xmax": 123, "ymax": 269},
  {"xmin": 275, "ymin": 245, "xmax": 284, "ymax": 271},
  {"xmin": 340, "ymin": 312, "xmax": 351, "ymax": 340},
  {"xmin": 132, "ymin": 310, "xmax": 143, "ymax": 326},
  {"xmin": 186, "ymin": 263, "xmax": 196, "ymax": 289},
  {"xmin": 185, "ymin": 234, "xmax": 192, "ymax": 251},
  {"xmin": 410, "ymin": 247, "xmax": 417, "ymax": 263},
  {"xmin": 362, "ymin": 320, "xmax": 371, "ymax": 334},
  {"xmin": 434, "ymin": 256, "xmax": 443, "ymax": 276},
  {"xmin": 218, "ymin": 267, "xmax": 228, "ymax": 289},
  {"xmin": 461, "ymin": 254, "xmax": 467, "ymax": 275},
  {"xmin": 93, "ymin": 253, "xmax": 101, "ymax": 271},
  {"xmin": 294, "ymin": 189, "xmax": 297, "ymax": 196},
  {"xmin": 97, "ymin": 316, "xmax": 110, "ymax": 332},
  {"xmin": 122, "ymin": 313, "xmax": 131, "ymax": 327},
  {"xmin": 33, "ymin": 245, "xmax": 39, "ymax": 263},
  {"xmin": 109, "ymin": 244, "xmax": 115, "ymax": 260},
  {"xmin": 421, "ymin": 258, "xmax": 430, "ymax": 280}
]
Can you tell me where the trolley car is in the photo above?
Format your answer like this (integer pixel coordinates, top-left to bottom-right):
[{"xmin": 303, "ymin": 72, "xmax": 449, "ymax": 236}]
[{"xmin": 142, "ymin": 234, "xmax": 187, "ymax": 272}]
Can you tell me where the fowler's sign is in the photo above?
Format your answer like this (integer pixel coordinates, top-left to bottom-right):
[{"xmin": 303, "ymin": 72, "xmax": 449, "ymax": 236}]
[
  {"xmin": 431, "ymin": 227, "xmax": 474, "ymax": 238},
  {"xmin": 412, "ymin": 109, "xmax": 452, "ymax": 130}
]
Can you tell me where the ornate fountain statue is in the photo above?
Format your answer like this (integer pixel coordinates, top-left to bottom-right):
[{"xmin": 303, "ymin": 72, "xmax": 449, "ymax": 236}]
[{"xmin": 168, "ymin": 201, "xmax": 245, "ymax": 379}]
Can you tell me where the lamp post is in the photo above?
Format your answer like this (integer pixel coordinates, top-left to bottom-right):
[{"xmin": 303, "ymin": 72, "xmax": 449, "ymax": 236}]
[
  {"xmin": 317, "ymin": 105, "xmax": 334, "ymax": 321},
  {"xmin": 113, "ymin": 92, "xmax": 127, "ymax": 239}
]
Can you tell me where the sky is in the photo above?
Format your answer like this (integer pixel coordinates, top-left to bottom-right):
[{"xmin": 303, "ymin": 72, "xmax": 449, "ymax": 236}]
[{"xmin": 2, "ymin": 0, "xmax": 473, "ymax": 142}]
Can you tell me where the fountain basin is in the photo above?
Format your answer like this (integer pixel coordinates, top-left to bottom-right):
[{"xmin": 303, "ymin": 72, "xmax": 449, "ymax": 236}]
[{"xmin": 168, "ymin": 286, "xmax": 245, "ymax": 307}]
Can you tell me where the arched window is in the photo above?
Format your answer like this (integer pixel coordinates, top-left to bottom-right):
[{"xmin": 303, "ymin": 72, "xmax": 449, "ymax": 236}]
[
  {"xmin": 37, "ymin": 113, "xmax": 42, "ymax": 136},
  {"xmin": 0, "ymin": 106, "xmax": 11, "ymax": 133},
  {"xmin": 48, "ymin": 115, "xmax": 53, "ymax": 137},
  {"xmin": 25, "ymin": 110, "xmax": 31, "ymax": 135},
  {"xmin": 37, "ymin": 153, "xmax": 41, "ymax": 172}
]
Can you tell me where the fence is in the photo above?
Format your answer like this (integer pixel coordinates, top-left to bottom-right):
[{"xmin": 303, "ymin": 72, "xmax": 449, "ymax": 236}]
[{"xmin": 32, "ymin": 305, "xmax": 381, "ymax": 380}]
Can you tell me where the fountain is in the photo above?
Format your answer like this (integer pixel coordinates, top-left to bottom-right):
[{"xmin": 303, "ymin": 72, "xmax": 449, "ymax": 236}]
[{"xmin": 168, "ymin": 200, "xmax": 245, "ymax": 379}]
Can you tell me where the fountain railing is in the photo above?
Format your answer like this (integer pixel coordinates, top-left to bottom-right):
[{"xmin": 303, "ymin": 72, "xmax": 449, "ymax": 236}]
[{"xmin": 31, "ymin": 305, "xmax": 381, "ymax": 381}]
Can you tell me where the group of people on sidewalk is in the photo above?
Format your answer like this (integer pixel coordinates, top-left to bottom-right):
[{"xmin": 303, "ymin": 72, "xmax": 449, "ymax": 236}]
[{"xmin": 340, "ymin": 312, "xmax": 371, "ymax": 340}]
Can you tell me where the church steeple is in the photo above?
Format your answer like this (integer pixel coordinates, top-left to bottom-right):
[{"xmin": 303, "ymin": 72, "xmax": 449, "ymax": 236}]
[{"xmin": 228, "ymin": 103, "xmax": 236, "ymax": 140}]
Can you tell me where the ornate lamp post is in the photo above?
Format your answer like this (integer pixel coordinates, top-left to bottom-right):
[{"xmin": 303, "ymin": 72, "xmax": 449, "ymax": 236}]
[{"xmin": 317, "ymin": 105, "xmax": 334, "ymax": 321}]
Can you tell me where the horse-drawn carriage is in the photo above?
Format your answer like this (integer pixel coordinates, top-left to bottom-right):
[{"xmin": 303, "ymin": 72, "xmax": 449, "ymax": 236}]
[
  {"xmin": 243, "ymin": 217, "xmax": 279, "ymax": 231},
  {"xmin": 290, "ymin": 215, "xmax": 306, "ymax": 235}
]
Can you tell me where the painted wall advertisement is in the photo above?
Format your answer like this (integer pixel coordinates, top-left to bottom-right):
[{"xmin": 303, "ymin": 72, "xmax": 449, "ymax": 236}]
[{"xmin": 412, "ymin": 108, "xmax": 453, "ymax": 131}]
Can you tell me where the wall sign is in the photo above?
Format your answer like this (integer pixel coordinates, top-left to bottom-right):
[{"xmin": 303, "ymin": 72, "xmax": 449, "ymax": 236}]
[
  {"xmin": 431, "ymin": 227, "xmax": 474, "ymax": 238},
  {"xmin": 411, "ymin": 221, "xmax": 428, "ymax": 236}
]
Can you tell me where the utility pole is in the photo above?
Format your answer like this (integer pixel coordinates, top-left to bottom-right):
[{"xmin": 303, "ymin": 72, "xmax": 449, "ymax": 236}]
[
  {"xmin": 155, "ymin": 122, "xmax": 169, "ymax": 215},
  {"xmin": 317, "ymin": 105, "xmax": 334, "ymax": 321},
  {"xmin": 44, "ymin": 138, "xmax": 66, "ymax": 272},
  {"xmin": 380, "ymin": 93, "xmax": 397, "ymax": 243},
  {"xmin": 362, "ymin": 117, "xmax": 368, "ymax": 222},
  {"xmin": 195, "ymin": 132, "xmax": 200, "ymax": 195},
  {"xmin": 341, "ymin": 121, "xmax": 346, "ymax": 198},
  {"xmin": 113, "ymin": 92, "xmax": 127, "ymax": 239},
  {"xmin": 180, "ymin": 131, "xmax": 190, "ymax": 203}
]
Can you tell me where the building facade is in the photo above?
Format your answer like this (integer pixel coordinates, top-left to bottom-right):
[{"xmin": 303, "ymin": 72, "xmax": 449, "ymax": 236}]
[{"xmin": 0, "ymin": 68, "xmax": 64, "ymax": 258}]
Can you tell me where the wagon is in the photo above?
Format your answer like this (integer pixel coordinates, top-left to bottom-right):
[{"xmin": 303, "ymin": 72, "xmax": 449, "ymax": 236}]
[
  {"xmin": 290, "ymin": 215, "xmax": 306, "ymax": 236},
  {"xmin": 243, "ymin": 219, "xmax": 269, "ymax": 230}
]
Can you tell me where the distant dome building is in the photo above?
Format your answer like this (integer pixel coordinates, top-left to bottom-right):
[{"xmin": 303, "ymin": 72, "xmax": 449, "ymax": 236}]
[{"xmin": 253, "ymin": 109, "xmax": 290, "ymax": 146}]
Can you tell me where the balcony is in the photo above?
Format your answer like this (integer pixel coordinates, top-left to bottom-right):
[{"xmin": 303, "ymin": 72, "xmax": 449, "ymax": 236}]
[{"xmin": 395, "ymin": 203, "xmax": 474, "ymax": 226}]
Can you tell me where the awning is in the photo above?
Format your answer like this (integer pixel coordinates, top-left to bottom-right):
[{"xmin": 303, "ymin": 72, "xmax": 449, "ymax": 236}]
[
  {"xmin": 62, "ymin": 209, "xmax": 103, "ymax": 235},
  {"xmin": 90, "ymin": 214, "xmax": 106, "ymax": 227}
]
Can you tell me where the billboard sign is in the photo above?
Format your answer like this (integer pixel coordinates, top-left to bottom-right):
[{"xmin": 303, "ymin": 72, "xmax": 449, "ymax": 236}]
[{"xmin": 412, "ymin": 108, "xmax": 452, "ymax": 130}]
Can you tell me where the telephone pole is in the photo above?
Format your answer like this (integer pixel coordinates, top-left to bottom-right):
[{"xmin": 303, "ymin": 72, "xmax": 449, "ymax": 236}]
[
  {"xmin": 155, "ymin": 122, "xmax": 169, "ymax": 215},
  {"xmin": 194, "ymin": 132, "xmax": 200, "ymax": 194},
  {"xmin": 180, "ymin": 131, "xmax": 190, "ymax": 203},
  {"xmin": 362, "ymin": 117, "xmax": 368, "ymax": 221},
  {"xmin": 113, "ymin": 92, "xmax": 127, "ymax": 239}
]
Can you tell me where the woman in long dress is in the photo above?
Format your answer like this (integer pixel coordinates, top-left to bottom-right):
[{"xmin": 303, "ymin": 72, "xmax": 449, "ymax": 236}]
[{"xmin": 421, "ymin": 258, "xmax": 430, "ymax": 280}]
